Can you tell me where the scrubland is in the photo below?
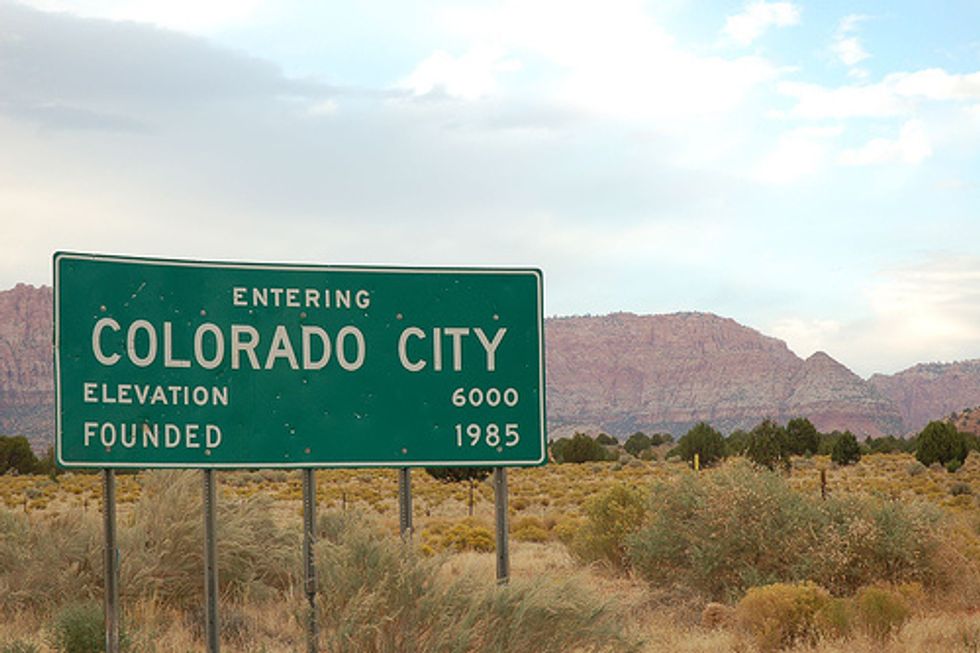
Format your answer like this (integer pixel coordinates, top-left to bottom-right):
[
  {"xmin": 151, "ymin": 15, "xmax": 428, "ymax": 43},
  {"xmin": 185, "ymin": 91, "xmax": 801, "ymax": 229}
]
[{"xmin": 3, "ymin": 453, "xmax": 980, "ymax": 652}]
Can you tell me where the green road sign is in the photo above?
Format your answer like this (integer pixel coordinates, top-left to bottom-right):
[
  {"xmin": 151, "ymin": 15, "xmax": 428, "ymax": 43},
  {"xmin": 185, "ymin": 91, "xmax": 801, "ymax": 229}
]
[{"xmin": 54, "ymin": 253, "xmax": 546, "ymax": 469}]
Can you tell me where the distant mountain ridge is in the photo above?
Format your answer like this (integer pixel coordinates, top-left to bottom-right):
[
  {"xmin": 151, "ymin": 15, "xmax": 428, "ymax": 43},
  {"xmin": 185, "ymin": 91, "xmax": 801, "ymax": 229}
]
[
  {"xmin": 546, "ymin": 312, "xmax": 905, "ymax": 438},
  {"xmin": 2, "ymin": 285, "xmax": 980, "ymax": 450}
]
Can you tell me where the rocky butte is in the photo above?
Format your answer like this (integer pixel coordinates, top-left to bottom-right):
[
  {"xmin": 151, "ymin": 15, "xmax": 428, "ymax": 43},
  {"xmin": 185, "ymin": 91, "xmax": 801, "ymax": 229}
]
[{"xmin": 3, "ymin": 285, "xmax": 980, "ymax": 449}]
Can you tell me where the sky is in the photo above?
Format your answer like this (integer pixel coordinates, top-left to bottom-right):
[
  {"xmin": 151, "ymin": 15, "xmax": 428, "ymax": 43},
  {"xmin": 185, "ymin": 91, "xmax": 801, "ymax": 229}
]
[{"xmin": 1, "ymin": 0, "xmax": 979, "ymax": 377}]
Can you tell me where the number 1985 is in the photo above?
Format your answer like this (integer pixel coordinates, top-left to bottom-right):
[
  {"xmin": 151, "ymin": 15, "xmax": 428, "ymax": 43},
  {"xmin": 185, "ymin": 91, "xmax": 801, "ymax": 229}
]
[{"xmin": 455, "ymin": 423, "xmax": 519, "ymax": 447}]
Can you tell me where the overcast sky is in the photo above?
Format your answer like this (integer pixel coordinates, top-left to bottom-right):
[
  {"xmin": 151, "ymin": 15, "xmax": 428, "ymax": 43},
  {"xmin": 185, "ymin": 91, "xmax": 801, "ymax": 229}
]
[{"xmin": 2, "ymin": 0, "xmax": 979, "ymax": 377}]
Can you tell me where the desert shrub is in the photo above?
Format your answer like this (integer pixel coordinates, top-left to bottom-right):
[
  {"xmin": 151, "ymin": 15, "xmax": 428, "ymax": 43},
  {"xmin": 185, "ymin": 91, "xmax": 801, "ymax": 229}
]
[
  {"xmin": 625, "ymin": 462, "xmax": 945, "ymax": 600},
  {"xmin": 49, "ymin": 602, "xmax": 102, "ymax": 653},
  {"xmin": 316, "ymin": 510, "xmax": 637, "ymax": 653},
  {"xmin": 951, "ymin": 482, "xmax": 973, "ymax": 496},
  {"xmin": 421, "ymin": 517, "xmax": 495, "ymax": 553},
  {"xmin": 830, "ymin": 431, "xmax": 861, "ymax": 466},
  {"xmin": 854, "ymin": 585, "xmax": 911, "ymax": 640},
  {"xmin": 948, "ymin": 458, "xmax": 964, "ymax": 473},
  {"xmin": 810, "ymin": 496, "xmax": 942, "ymax": 595},
  {"xmin": 734, "ymin": 582, "xmax": 831, "ymax": 651},
  {"xmin": 570, "ymin": 483, "xmax": 647, "ymax": 570},
  {"xmin": 628, "ymin": 464, "xmax": 815, "ymax": 600},
  {"xmin": 700, "ymin": 602, "xmax": 734, "ymax": 629},
  {"xmin": 907, "ymin": 461, "xmax": 927, "ymax": 476},
  {"xmin": 511, "ymin": 516, "xmax": 551, "ymax": 543},
  {"xmin": 814, "ymin": 597, "xmax": 853, "ymax": 639},
  {"xmin": 675, "ymin": 422, "xmax": 726, "ymax": 468}
]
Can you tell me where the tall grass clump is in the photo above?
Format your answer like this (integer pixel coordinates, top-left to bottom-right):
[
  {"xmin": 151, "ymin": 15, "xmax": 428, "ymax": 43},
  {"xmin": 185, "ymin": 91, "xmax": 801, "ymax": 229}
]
[
  {"xmin": 624, "ymin": 462, "xmax": 945, "ymax": 600},
  {"xmin": 315, "ymin": 510, "xmax": 638, "ymax": 653},
  {"xmin": 0, "ymin": 506, "xmax": 102, "ymax": 612},
  {"xmin": 0, "ymin": 471, "xmax": 299, "ymax": 615},
  {"xmin": 122, "ymin": 470, "xmax": 299, "ymax": 606}
]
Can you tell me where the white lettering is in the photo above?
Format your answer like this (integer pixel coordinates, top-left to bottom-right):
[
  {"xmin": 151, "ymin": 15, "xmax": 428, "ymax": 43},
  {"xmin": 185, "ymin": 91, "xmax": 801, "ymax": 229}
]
[
  {"xmin": 398, "ymin": 327, "xmax": 426, "ymax": 372},
  {"xmin": 92, "ymin": 317, "xmax": 121, "ymax": 366},
  {"xmin": 474, "ymin": 327, "xmax": 507, "ymax": 372},
  {"xmin": 231, "ymin": 325, "xmax": 260, "ymax": 369},
  {"xmin": 127, "ymin": 320, "xmax": 157, "ymax": 367},
  {"xmin": 84, "ymin": 422, "xmax": 97, "ymax": 446},
  {"xmin": 194, "ymin": 323, "xmax": 224, "ymax": 369},
  {"xmin": 206, "ymin": 425, "xmax": 222, "ymax": 448},
  {"xmin": 336, "ymin": 326, "xmax": 365, "ymax": 371},
  {"xmin": 163, "ymin": 322, "xmax": 191, "ymax": 368},
  {"xmin": 264, "ymin": 325, "xmax": 299, "ymax": 369},
  {"xmin": 444, "ymin": 327, "xmax": 470, "ymax": 372},
  {"xmin": 301, "ymin": 326, "xmax": 331, "ymax": 370}
]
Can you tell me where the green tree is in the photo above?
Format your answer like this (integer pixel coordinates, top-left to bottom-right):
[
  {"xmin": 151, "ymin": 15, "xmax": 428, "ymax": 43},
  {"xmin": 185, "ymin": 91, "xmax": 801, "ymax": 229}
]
[
  {"xmin": 649, "ymin": 433, "xmax": 673, "ymax": 446},
  {"xmin": 425, "ymin": 467, "xmax": 492, "ymax": 516},
  {"xmin": 0, "ymin": 436, "xmax": 38, "ymax": 474},
  {"xmin": 726, "ymin": 429, "xmax": 751, "ymax": 456},
  {"xmin": 915, "ymin": 421, "xmax": 968, "ymax": 468},
  {"xmin": 555, "ymin": 433, "xmax": 611, "ymax": 463},
  {"xmin": 746, "ymin": 419, "xmax": 791, "ymax": 471},
  {"xmin": 624, "ymin": 432, "xmax": 652, "ymax": 457},
  {"xmin": 786, "ymin": 417, "xmax": 820, "ymax": 456},
  {"xmin": 830, "ymin": 431, "xmax": 861, "ymax": 465},
  {"xmin": 595, "ymin": 433, "xmax": 618, "ymax": 446},
  {"xmin": 675, "ymin": 422, "xmax": 726, "ymax": 468}
]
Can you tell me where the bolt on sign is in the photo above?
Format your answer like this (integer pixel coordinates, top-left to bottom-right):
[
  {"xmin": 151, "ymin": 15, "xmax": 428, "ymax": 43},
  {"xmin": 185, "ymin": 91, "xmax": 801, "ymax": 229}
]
[{"xmin": 54, "ymin": 253, "xmax": 546, "ymax": 468}]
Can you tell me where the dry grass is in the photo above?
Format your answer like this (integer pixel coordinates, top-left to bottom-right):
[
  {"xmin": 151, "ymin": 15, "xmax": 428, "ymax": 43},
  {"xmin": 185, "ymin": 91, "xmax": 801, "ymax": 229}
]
[{"xmin": 3, "ymin": 452, "xmax": 980, "ymax": 651}]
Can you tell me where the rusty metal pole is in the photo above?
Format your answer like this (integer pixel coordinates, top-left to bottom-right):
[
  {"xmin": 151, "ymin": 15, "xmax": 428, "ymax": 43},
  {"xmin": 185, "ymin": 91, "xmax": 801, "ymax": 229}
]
[
  {"xmin": 302, "ymin": 468, "xmax": 318, "ymax": 653},
  {"xmin": 102, "ymin": 469, "xmax": 120, "ymax": 653}
]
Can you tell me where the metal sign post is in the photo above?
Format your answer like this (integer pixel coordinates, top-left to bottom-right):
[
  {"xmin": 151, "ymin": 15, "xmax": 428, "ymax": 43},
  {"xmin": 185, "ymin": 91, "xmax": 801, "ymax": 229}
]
[
  {"xmin": 494, "ymin": 467, "xmax": 510, "ymax": 584},
  {"xmin": 203, "ymin": 470, "xmax": 220, "ymax": 653},
  {"xmin": 302, "ymin": 468, "xmax": 318, "ymax": 653},
  {"xmin": 398, "ymin": 467, "xmax": 413, "ymax": 542},
  {"xmin": 102, "ymin": 469, "xmax": 120, "ymax": 653}
]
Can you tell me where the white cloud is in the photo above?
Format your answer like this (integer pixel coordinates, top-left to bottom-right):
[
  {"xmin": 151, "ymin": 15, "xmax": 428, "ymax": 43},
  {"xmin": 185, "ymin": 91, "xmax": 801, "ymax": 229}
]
[
  {"xmin": 753, "ymin": 126, "xmax": 841, "ymax": 183},
  {"xmin": 839, "ymin": 120, "xmax": 932, "ymax": 166},
  {"xmin": 832, "ymin": 14, "xmax": 870, "ymax": 68},
  {"xmin": 400, "ymin": 47, "xmax": 521, "ymax": 101},
  {"xmin": 722, "ymin": 1, "xmax": 801, "ymax": 46},
  {"xmin": 833, "ymin": 36, "xmax": 869, "ymax": 67},
  {"xmin": 780, "ymin": 69, "xmax": 980, "ymax": 120},
  {"xmin": 779, "ymin": 81, "xmax": 904, "ymax": 119},
  {"xmin": 421, "ymin": 0, "xmax": 782, "ymax": 122},
  {"xmin": 773, "ymin": 255, "xmax": 980, "ymax": 376},
  {"xmin": 770, "ymin": 317, "xmax": 842, "ymax": 359}
]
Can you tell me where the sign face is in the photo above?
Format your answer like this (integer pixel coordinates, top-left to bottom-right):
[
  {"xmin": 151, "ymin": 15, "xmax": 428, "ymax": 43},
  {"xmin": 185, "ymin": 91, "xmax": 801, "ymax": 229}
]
[{"xmin": 54, "ymin": 253, "xmax": 545, "ymax": 469}]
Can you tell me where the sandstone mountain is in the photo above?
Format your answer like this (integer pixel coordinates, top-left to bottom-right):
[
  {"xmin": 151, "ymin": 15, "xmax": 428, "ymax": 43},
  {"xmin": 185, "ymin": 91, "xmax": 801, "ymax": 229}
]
[
  {"xmin": 4, "ymin": 284, "xmax": 980, "ymax": 450},
  {"xmin": 870, "ymin": 361, "xmax": 980, "ymax": 434},
  {"xmin": 0, "ymin": 284, "xmax": 53, "ymax": 452},
  {"xmin": 547, "ymin": 313, "xmax": 904, "ymax": 438}
]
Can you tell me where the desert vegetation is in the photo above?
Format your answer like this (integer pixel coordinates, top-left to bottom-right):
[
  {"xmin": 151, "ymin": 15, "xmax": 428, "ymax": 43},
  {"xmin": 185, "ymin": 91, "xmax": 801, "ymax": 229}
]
[{"xmin": 4, "ymin": 418, "xmax": 980, "ymax": 651}]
